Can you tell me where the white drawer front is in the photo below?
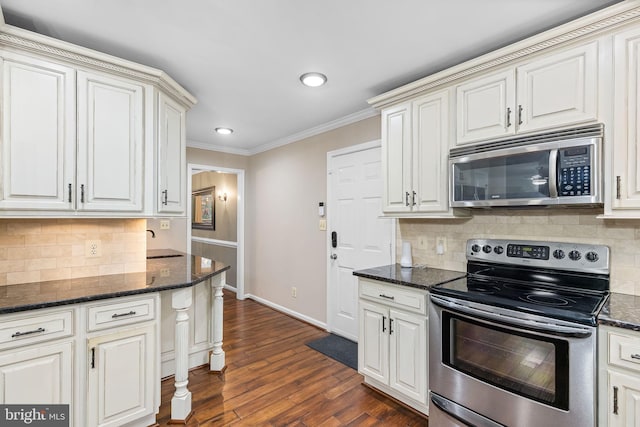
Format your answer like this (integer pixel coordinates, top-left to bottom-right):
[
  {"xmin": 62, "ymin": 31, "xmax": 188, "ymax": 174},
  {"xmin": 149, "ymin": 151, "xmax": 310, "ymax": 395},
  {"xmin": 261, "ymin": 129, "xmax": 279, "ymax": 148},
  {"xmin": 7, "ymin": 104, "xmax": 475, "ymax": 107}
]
[
  {"xmin": 87, "ymin": 296, "xmax": 155, "ymax": 332},
  {"xmin": 0, "ymin": 309, "xmax": 74, "ymax": 350},
  {"xmin": 359, "ymin": 279, "xmax": 427, "ymax": 315},
  {"xmin": 609, "ymin": 330, "xmax": 640, "ymax": 373}
]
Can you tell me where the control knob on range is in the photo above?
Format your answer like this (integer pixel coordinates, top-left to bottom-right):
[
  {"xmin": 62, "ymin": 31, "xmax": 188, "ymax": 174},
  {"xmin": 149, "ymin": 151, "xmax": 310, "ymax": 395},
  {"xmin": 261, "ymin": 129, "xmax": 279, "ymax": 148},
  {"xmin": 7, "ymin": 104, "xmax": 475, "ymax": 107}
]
[
  {"xmin": 568, "ymin": 250, "xmax": 581, "ymax": 261},
  {"xmin": 493, "ymin": 246, "xmax": 504, "ymax": 254},
  {"xmin": 482, "ymin": 245, "xmax": 492, "ymax": 253},
  {"xmin": 553, "ymin": 249, "xmax": 565, "ymax": 260},
  {"xmin": 471, "ymin": 244, "xmax": 481, "ymax": 253},
  {"xmin": 585, "ymin": 251, "xmax": 599, "ymax": 262}
]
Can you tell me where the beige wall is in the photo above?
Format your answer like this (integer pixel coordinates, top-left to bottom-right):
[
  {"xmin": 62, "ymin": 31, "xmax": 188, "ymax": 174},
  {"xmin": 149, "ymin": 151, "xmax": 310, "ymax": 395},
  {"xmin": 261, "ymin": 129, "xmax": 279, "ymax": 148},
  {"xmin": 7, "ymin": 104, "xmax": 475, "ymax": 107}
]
[
  {"xmin": 248, "ymin": 116, "xmax": 381, "ymax": 322},
  {"xmin": 398, "ymin": 208, "xmax": 640, "ymax": 295},
  {"xmin": 146, "ymin": 218, "xmax": 188, "ymax": 252},
  {"xmin": 0, "ymin": 218, "xmax": 146, "ymax": 286}
]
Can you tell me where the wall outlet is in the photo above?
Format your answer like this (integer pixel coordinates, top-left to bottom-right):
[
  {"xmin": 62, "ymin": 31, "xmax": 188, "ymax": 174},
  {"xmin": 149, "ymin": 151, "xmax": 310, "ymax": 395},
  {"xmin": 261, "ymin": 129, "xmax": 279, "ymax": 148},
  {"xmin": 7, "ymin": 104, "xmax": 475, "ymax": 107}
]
[
  {"xmin": 291, "ymin": 287, "xmax": 297, "ymax": 298},
  {"xmin": 160, "ymin": 268, "xmax": 170, "ymax": 277},
  {"xmin": 436, "ymin": 237, "xmax": 447, "ymax": 255},
  {"xmin": 85, "ymin": 240, "xmax": 102, "ymax": 258},
  {"xmin": 160, "ymin": 220, "xmax": 170, "ymax": 230}
]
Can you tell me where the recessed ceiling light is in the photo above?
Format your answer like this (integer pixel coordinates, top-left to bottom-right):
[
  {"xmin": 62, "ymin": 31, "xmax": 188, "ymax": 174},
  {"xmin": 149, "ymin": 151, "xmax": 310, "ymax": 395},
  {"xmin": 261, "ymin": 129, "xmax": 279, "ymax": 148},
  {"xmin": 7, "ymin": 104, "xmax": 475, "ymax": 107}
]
[
  {"xmin": 300, "ymin": 72, "xmax": 327, "ymax": 87},
  {"xmin": 215, "ymin": 127, "xmax": 233, "ymax": 135}
]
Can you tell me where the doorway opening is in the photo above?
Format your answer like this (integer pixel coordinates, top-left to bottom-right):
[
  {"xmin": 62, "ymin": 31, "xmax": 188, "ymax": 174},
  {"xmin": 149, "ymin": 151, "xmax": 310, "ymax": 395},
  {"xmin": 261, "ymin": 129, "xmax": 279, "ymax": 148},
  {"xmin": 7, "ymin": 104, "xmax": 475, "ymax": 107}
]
[{"xmin": 187, "ymin": 163, "xmax": 245, "ymax": 299}]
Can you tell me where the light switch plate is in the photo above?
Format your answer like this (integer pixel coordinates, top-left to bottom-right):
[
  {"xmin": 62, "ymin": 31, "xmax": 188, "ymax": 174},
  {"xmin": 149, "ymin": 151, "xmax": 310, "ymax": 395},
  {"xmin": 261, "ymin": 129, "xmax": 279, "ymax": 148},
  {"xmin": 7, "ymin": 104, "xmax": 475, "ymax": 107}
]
[{"xmin": 319, "ymin": 219, "xmax": 327, "ymax": 231}]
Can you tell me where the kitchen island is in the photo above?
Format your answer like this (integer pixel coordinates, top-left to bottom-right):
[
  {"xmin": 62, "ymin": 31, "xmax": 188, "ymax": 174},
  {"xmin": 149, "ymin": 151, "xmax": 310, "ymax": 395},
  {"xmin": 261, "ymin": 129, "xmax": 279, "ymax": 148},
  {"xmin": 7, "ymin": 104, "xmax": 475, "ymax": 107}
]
[{"xmin": 0, "ymin": 251, "xmax": 228, "ymax": 426}]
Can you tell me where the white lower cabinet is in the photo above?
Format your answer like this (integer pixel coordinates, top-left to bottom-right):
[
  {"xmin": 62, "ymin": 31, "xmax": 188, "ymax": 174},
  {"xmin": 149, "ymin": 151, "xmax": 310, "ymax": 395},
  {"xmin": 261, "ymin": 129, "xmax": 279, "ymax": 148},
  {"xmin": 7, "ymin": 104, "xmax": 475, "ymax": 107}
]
[
  {"xmin": 87, "ymin": 325, "xmax": 156, "ymax": 427},
  {"xmin": 599, "ymin": 325, "xmax": 640, "ymax": 426},
  {"xmin": 358, "ymin": 278, "xmax": 428, "ymax": 414}
]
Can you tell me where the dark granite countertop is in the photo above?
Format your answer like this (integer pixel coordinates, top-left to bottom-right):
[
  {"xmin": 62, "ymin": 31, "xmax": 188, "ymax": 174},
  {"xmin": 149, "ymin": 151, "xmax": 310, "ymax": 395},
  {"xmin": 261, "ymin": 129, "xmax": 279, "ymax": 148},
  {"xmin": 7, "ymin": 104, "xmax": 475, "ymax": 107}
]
[
  {"xmin": 599, "ymin": 292, "xmax": 640, "ymax": 331},
  {"xmin": 0, "ymin": 250, "xmax": 229, "ymax": 315},
  {"xmin": 353, "ymin": 264, "xmax": 466, "ymax": 290}
]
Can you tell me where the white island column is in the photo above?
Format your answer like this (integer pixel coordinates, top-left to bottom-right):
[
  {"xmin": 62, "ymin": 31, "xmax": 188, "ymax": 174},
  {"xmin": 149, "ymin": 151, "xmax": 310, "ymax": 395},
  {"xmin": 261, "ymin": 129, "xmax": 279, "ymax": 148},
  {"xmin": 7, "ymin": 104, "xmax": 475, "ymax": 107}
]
[
  {"xmin": 210, "ymin": 272, "xmax": 226, "ymax": 372},
  {"xmin": 170, "ymin": 287, "xmax": 193, "ymax": 423}
]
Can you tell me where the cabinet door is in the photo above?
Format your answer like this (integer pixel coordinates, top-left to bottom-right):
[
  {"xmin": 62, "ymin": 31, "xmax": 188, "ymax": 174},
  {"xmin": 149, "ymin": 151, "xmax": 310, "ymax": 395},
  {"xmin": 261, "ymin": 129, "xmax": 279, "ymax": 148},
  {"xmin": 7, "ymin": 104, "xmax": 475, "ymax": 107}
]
[
  {"xmin": 87, "ymin": 325, "xmax": 156, "ymax": 427},
  {"xmin": 517, "ymin": 42, "xmax": 598, "ymax": 134},
  {"xmin": 381, "ymin": 103, "xmax": 412, "ymax": 212},
  {"xmin": 358, "ymin": 301, "xmax": 389, "ymax": 384},
  {"xmin": 456, "ymin": 69, "xmax": 515, "ymax": 145},
  {"xmin": 413, "ymin": 90, "xmax": 450, "ymax": 212},
  {"xmin": 389, "ymin": 309, "xmax": 427, "ymax": 404},
  {"xmin": 0, "ymin": 52, "xmax": 76, "ymax": 211},
  {"xmin": 613, "ymin": 27, "xmax": 640, "ymax": 210},
  {"xmin": 0, "ymin": 340, "xmax": 72, "ymax": 404},
  {"xmin": 157, "ymin": 92, "xmax": 187, "ymax": 214},
  {"xmin": 77, "ymin": 71, "xmax": 144, "ymax": 212},
  {"xmin": 608, "ymin": 370, "xmax": 640, "ymax": 427}
]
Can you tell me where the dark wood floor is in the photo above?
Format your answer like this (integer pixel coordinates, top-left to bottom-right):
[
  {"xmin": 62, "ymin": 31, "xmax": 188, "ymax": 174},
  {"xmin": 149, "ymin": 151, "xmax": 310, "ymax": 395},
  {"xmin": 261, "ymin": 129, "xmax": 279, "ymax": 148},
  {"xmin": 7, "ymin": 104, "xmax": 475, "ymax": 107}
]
[{"xmin": 156, "ymin": 291, "xmax": 428, "ymax": 426}]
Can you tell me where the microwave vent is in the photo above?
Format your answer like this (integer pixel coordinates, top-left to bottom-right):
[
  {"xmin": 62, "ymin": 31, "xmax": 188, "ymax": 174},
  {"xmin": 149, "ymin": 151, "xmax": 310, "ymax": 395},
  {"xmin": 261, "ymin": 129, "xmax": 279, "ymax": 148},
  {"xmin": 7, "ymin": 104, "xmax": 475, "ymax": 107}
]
[{"xmin": 449, "ymin": 123, "xmax": 604, "ymax": 159}]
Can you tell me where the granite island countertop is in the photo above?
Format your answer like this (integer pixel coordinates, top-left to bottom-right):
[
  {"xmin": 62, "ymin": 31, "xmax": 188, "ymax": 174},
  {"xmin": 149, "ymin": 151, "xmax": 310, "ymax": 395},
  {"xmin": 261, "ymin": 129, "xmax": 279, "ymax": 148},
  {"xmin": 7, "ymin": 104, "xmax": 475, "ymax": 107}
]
[
  {"xmin": 0, "ymin": 250, "xmax": 229, "ymax": 314},
  {"xmin": 353, "ymin": 264, "xmax": 466, "ymax": 290}
]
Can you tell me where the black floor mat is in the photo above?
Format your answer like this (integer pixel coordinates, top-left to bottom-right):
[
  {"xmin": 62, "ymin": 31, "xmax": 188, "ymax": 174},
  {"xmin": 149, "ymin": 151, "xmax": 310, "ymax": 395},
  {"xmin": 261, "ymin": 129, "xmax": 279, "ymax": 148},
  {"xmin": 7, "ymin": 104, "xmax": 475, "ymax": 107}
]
[{"xmin": 306, "ymin": 333, "xmax": 358, "ymax": 370}]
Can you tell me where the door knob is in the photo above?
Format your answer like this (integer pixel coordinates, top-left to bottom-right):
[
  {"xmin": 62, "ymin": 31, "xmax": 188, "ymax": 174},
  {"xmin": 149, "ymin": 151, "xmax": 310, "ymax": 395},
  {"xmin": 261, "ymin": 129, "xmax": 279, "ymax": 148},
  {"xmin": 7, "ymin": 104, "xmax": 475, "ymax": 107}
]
[{"xmin": 330, "ymin": 254, "xmax": 337, "ymax": 260}]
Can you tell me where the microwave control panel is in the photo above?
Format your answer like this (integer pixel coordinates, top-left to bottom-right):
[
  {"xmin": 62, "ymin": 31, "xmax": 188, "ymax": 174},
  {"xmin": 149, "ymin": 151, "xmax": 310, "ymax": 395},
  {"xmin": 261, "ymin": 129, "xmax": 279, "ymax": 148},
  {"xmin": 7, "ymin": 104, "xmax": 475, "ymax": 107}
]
[{"xmin": 559, "ymin": 146, "xmax": 591, "ymax": 197}]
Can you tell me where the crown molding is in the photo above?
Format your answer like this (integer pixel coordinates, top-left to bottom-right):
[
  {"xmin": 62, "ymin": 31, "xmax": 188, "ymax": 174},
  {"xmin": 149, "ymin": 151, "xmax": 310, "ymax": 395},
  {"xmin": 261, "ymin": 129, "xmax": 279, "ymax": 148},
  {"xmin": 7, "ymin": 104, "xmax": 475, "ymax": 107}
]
[
  {"xmin": 369, "ymin": 1, "xmax": 640, "ymax": 109},
  {"xmin": 0, "ymin": 23, "xmax": 197, "ymax": 108},
  {"xmin": 186, "ymin": 108, "xmax": 379, "ymax": 156}
]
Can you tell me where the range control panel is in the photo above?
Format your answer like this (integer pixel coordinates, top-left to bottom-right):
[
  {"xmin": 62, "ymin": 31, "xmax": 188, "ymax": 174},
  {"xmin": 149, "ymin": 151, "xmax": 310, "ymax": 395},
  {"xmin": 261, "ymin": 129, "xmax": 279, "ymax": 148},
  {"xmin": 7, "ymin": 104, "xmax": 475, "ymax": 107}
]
[{"xmin": 467, "ymin": 239, "xmax": 609, "ymax": 274}]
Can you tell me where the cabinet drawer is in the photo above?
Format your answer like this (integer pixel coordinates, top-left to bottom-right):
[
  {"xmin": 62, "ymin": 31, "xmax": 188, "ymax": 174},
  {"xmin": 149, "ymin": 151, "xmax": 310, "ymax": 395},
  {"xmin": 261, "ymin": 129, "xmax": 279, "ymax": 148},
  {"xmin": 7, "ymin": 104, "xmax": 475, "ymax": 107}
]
[
  {"xmin": 608, "ymin": 330, "xmax": 640, "ymax": 373},
  {"xmin": 0, "ymin": 309, "xmax": 74, "ymax": 351},
  {"xmin": 359, "ymin": 279, "xmax": 428, "ymax": 315},
  {"xmin": 87, "ymin": 296, "xmax": 156, "ymax": 332}
]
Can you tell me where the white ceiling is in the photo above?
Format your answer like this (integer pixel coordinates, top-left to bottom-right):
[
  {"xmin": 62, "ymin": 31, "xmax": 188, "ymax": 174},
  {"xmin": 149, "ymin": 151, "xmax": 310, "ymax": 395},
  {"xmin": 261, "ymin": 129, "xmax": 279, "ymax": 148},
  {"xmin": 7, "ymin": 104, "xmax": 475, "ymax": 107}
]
[{"xmin": 0, "ymin": 0, "xmax": 622, "ymax": 155}]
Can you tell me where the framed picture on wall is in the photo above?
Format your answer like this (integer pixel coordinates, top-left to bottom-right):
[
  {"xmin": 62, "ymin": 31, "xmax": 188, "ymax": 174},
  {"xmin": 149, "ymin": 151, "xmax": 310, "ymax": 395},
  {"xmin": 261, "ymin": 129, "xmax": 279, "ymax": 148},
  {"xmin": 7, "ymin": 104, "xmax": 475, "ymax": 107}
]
[{"xmin": 192, "ymin": 186, "xmax": 215, "ymax": 230}]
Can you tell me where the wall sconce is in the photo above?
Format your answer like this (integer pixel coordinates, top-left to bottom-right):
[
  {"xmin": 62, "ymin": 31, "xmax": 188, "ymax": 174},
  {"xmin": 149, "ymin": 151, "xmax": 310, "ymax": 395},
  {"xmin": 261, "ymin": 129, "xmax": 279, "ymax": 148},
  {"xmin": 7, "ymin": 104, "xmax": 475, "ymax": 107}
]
[{"xmin": 218, "ymin": 192, "xmax": 228, "ymax": 203}]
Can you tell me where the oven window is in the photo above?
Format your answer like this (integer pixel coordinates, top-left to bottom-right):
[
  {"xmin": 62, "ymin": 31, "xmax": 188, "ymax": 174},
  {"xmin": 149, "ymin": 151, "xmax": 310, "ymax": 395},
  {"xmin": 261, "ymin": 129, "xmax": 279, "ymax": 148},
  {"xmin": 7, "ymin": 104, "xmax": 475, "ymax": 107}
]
[{"xmin": 443, "ymin": 313, "xmax": 569, "ymax": 410}]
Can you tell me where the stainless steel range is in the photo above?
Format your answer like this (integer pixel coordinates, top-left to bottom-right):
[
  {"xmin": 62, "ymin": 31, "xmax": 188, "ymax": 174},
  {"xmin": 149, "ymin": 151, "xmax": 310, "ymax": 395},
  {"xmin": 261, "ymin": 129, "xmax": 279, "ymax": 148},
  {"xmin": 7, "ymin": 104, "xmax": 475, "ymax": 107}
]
[{"xmin": 429, "ymin": 239, "xmax": 610, "ymax": 427}]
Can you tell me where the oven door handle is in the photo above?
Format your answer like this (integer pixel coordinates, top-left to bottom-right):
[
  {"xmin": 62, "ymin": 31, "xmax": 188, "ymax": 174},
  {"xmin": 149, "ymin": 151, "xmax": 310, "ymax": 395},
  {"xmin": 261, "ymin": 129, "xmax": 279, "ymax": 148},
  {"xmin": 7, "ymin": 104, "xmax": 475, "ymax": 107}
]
[{"xmin": 431, "ymin": 295, "xmax": 593, "ymax": 338}]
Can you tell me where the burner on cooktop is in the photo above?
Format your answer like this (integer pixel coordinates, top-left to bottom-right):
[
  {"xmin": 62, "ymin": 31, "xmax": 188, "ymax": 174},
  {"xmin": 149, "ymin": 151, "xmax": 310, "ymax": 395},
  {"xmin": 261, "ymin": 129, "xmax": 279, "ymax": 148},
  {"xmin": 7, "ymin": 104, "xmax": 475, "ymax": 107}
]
[
  {"xmin": 468, "ymin": 283, "xmax": 501, "ymax": 294},
  {"xmin": 519, "ymin": 291, "xmax": 576, "ymax": 307}
]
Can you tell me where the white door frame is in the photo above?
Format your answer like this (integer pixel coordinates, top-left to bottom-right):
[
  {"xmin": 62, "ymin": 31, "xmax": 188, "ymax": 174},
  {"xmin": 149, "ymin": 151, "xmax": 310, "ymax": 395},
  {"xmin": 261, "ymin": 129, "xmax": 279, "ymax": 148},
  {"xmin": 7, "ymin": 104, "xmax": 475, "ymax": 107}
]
[
  {"xmin": 326, "ymin": 139, "xmax": 396, "ymax": 337},
  {"xmin": 187, "ymin": 163, "xmax": 246, "ymax": 300}
]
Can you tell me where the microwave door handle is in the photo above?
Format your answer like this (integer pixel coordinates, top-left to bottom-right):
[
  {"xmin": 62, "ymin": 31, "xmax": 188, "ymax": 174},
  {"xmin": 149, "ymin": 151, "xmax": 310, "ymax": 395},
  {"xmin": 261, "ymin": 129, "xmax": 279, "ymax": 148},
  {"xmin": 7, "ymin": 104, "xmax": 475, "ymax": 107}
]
[{"xmin": 549, "ymin": 149, "xmax": 559, "ymax": 198}]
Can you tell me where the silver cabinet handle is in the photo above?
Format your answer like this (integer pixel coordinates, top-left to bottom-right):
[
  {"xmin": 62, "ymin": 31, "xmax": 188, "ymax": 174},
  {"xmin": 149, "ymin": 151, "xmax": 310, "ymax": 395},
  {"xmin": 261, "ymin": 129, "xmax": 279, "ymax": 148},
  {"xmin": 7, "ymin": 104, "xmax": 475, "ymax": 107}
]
[
  {"xmin": 379, "ymin": 294, "xmax": 395, "ymax": 300},
  {"xmin": 616, "ymin": 176, "xmax": 621, "ymax": 200},
  {"xmin": 613, "ymin": 385, "xmax": 619, "ymax": 415},
  {"xmin": 111, "ymin": 310, "xmax": 136, "ymax": 319},
  {"xmin": 68, "ymin": 183, "xmax": 72, "ymax": 203},
  {"xmin": 412, "ymin": 191, "xmax": 417, "ymax": 206},
  {"xmin": 91, "ymin": 347, "xmax": 96, "ymax": 369},
  {"xmin": 506, "ymin": 107, "xmax": 512, "ymax": 128},
  {"xmin": 405, "ymin": 191, "xmax": 410, "ymax": 207},
  {"xmin": 382, "ymin": 315, "xmax": 386, "ymax": 333},
  {"xmin": 80, "ymin": 184, "xmax": 85, "ymax": 203},
  {"xmin": 518, "ymin": 104, "xmax": 523, "ymax": 125},
  {"xmin": 631, "ymin": 354, "xmax": 640, "ymax": 360},
  {"xmin": 11, "ymin": 327, "xmax": 45, "ymax": 338},
  {"xmin": 162, "ymin": 189, "xmax": 168, "ymax": 205},
  {"xmin": 389, "ymin": 318, "xmax": 394, "ymax": 334}
]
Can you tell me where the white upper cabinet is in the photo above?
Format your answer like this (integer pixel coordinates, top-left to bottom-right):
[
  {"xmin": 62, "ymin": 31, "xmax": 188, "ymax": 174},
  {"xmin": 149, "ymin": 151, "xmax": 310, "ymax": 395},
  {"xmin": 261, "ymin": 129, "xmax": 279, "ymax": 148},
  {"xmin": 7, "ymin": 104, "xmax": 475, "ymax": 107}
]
[
  {"xmin": 455, "ymin": 41, "xmax": 599, "ymax": 146},
  {"xmin": 157, "ymin": 92, "xmax": 187, "ymax": 215},
  {"xmin": 611, "ymin": 25, "xmax": 640, "ymax": 212},
  {"xmin": 456, "ymin": 69, "xmax": 516, "ymax": 144},
  {"xmin": 77, "ymin": 71, "xmax": 145, "ymax": 212},
  {"xmin": 381, "ymin": 103, "xmax": 412, "ymax": 213},
  {"xmin": 0, "ymin": 52, "xmax": 76, "ymax": 211}
]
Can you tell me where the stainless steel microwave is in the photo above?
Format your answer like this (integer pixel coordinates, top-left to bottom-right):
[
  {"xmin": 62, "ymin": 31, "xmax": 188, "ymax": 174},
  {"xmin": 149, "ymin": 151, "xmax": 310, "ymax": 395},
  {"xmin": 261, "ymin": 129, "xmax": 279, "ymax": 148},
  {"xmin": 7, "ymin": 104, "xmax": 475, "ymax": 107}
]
[{"xmin": 449, "ymin": 124, "xmax": 603, "ymax": 208}]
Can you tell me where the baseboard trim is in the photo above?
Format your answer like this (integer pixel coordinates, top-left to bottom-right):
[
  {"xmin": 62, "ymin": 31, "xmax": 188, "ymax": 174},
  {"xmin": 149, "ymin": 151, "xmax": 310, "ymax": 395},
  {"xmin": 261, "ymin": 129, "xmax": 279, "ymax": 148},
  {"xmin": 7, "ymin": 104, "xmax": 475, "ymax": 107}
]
[{"xmin": 244, "ymin": 293, "xmax": 327, "ymax": 330}]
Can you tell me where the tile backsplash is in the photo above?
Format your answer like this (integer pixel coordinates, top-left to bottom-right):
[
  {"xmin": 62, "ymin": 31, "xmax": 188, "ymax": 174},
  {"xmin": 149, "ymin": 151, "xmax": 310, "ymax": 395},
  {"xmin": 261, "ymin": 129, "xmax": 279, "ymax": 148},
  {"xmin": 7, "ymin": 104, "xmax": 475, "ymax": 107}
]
[
  {"xmin": 0, "ymin": 219, "xmax": 147, "ymax": 286},
  {"xmin": 398, "ymin": 208, "xmax": 640, "ymax": 295}
]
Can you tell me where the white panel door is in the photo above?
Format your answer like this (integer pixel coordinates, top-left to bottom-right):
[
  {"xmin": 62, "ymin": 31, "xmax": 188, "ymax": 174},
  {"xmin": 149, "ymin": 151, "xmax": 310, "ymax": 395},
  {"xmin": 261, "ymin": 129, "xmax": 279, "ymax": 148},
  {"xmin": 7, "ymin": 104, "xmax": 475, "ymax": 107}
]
[
  {"xmin": 157, "ymin": 92, "xmax": 186, "ymax": 214},
  {"xmin": 413, "ymin": 89, "xmax": 450, "ymax": 212},
  {"xmin": 329, "ymin": 144, "xmax": 393, "ymax": 341},
  {"xmin": 381, "ymin": 103, "xmax": 412, "ymax": 212},
  {"xmin": 0, "ymin": 341, "xmax": 72, "ymax": 405},
  {"xmin": 87, "ymin": 325, "xmax": 155, "ymax": 427},
  {"xmin": 456, "ymin": 69, "xmax": 516, "ymax": 145},
  {"xmin": 0, "ymin": 52, "xmax": 76, "ymax": 210},
  {"xmin": 517, "ymin": 41, "xmax": 598, "ymax": 133},
  {"xmin": 358, "ymin": 300, "xmax": 388, "ymax": 384},
  {"xmin": 77, "ymin": 71, "xmax": 144, "ymax": 212},
  {"xmin": 389, "ymin": 308, "xmax": 427, "ymax": 404}
]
